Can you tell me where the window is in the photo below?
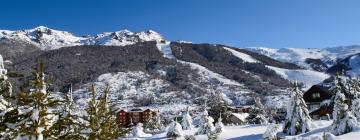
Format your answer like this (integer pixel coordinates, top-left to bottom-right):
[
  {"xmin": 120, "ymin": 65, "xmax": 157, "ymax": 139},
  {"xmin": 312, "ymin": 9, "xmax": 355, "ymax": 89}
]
[{"xmin": 312, "ymin": 93, "xmax": 320, "ymax": 98}]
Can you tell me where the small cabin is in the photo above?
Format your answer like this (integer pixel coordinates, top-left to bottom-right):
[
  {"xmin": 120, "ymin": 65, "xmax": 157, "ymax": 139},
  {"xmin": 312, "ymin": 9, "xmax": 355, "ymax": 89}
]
[
  {"xmin": 227, "ymin": 113, "xmax": 249, "ymax": 125},
  {"xmin": 303, "ymin": 85, "xmax": 333, "ymax": 119},
  {"xmin": 117, "ymin": 108, "xmax": 159, "ymax": 127}
]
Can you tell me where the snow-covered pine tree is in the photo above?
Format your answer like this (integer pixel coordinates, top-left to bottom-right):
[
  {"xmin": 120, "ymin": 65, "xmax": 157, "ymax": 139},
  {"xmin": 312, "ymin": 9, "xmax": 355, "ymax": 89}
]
[
  {"xmin": 166, "ymin": 120, "xmax": 183, "ymax": 139},
  {"xmin": 263, "ymin": 124, "xmax": 279, "ymax": 140},
  {"xmin": 283, "ymin": 82, "xmax": 311, "ymax": 135},
  {"xmin": 85, "ymin": 84, "xmax": 128, "ymax": 140},
  {"xmin": 208, "ymin": 90, "xmax": 230, "ymax": 124},
  {"xmin": 145, "ymin": 112, "xmax": 164, "ymax": 133},
  {"xmin": 214, "ymin": 114, "xmax": 224, "ymax": 133},
  {"xmin": 47, "ymin": 85, "xmax": 83, "ymax": 139},
  {"xmin": 331, "ymin": 75, "xmax": 358, "ymax": 136},
  {"xmin": 196, "ymin": 105, "xmax": 215, "ymax": 135},
  {"xmin": 16, "ymin": 63, "xmax": 60, "ymax": 140},
  {"xmin": 129, "ymin": 123, "xmax": 152, "ymax": 138},
  {"xmin": 181, "ymin": 107, "xmax": 194, "ymax": 130},
  {"xmin": 349, "ymin": 78, "xmax": 360, "ymax": 120},
  {"xmin": 0, "ymin": 55, "xmax": 12, "ymax": 100},
  {"xmin": 0, "ymin": 55, "xmax": 15, "ymax": 139},
  {"xmin": 247, "ymin": 97, "xmax": 268, "ymax": 124}
]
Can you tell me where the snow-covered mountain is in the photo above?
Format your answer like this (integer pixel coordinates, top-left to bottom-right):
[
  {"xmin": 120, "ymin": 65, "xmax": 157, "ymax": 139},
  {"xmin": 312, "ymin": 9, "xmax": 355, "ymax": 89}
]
[
  {"xmin": 0, "ymin": 26, "xmax": 349, "ymax": 111},
  {"xmin": 327, "ymin": 53, "xmax": 360, "ymax": 77},
  {"xmin": 246, "ymin": 46, "xmax": 360, "ymax": 72},
  {"xmin": 0, "ymin": 26, "xmax": 165, "ymax": 50},
  {"xmin": 0, "ymin": 26, "xmax": 89, "ymax": 50},
  {"xmin": 93, "ymin": 29, "xmax": 165, "ymax": 46}
]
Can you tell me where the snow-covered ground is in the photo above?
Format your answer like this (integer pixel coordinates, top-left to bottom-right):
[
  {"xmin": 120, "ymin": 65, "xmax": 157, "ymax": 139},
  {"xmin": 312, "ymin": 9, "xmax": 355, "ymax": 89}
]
[{"xmin": 122, "ymin": 120, "xmax": 360, "ymax": 140}]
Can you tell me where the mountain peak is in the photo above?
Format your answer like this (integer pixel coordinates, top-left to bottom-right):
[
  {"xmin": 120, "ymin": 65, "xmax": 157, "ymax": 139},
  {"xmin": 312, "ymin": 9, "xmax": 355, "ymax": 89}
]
[{"xmin": 0, "ymin": 27, "xmax": 167, "ymax": 50}]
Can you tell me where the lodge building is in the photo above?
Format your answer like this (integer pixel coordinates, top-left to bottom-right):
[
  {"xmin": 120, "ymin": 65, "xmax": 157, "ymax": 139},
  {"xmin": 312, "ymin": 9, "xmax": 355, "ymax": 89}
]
[{"xmin": 117, "ymin": 108, "xmax": 159, "ymax": 127}]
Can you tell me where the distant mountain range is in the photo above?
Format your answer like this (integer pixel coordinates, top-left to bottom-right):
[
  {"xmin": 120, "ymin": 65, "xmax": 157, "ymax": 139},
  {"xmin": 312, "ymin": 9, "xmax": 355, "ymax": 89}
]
[{"xmin": 0, "ymin": 26, "xmax": 358, "ymax": 110}]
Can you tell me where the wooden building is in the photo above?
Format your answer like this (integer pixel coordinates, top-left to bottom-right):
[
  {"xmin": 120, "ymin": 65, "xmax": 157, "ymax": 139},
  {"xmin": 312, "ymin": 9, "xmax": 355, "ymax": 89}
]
[
  {"xmin": 303, "ymin": 85, "xmax": 333, "ymax": 119},
  {"xmin": 117, "ymin": 108, "xmax": 158, "ymax": 127}
]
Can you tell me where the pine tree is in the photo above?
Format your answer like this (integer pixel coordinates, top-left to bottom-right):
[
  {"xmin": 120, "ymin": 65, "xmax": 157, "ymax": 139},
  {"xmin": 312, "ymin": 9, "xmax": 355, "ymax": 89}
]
[
  {"xmin": 181, "ymin": 107, "xmax": 194, "ymax": 130},
  {"xmin": 85, "ymin": 84, "xmax": 128, "ymax": 139},
  {"xmin": 208, "ymin": 90, "xmax": 230, "ymax": 124},
  {"xmin": 0, "ymin": 55, "xmax": 12, "ymax": 100},
  {"xmin": 166, "ymin": 120, "xmax": 183, "ymax": 139},
  {"xmin": 349, "ymin": 78, "xmax": 360, "ymax": 120},
  {"xmin": 47, "ymin": 85, "xmax": 83, "ymax": 139},
  {"xmin": 196, "ymin": 105, "xmax": 215, "ymax": 135},
  {"xmin": 283, "ymin": 82, "xmax": 311, "ymax": 135},
  {"xmin": 0, "ymin": 55, "xmax": 15, "ymax": 139},
  {"xmin": 145, "ymin": 112, "xmax": 163, "ymax": 133},
  {"xmin": 16, "ymin": 63, "xmax": 61, "ymax": 139},
  {"xmin": 331, "ymin": 75, "xmax": 358, "ymax": 136},
  {"xmin": 129, "ymin": 123, "xmax": 152, "ymax": 138},
  {"xmin": 263, "ymin": 124, "xmax": 279, "ymax": 140},
  {"xmin": 214, "ymin": 114, "xmax": 224, "ymax": 133},
  {"xmin": 247, "ymin": 97, "xmax": 268, "ymax": 124}
]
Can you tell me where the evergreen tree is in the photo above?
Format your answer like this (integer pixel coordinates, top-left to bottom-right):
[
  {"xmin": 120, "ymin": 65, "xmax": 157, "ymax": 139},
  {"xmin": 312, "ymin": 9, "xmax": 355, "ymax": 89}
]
[
  {"xmin": 181, "ymin": 107, "xmax": 194, "ymax": 130},
  {"xmin": 84, "ymin": 84, "xmax": 128, "ymax": 139},
  {"xmin": 0, "ymin": 55, "xmax": 15, "ymax": 139},
  {"xmin": 16, "ymin": 63, "xmax": 60, "ymax": 139},
  {"xmin": 208, "ymin": 90, "xmax": 230, "ymax": 124},
  {"xmin": 0, "ymin": 55, "xmax": 12, "ymax": 99},
  {"xmin": 47, "ymin": 85, "xmax": 83, "ymax": 139},
  {"xmin": 166, "ymin": 120, "xmax": 183, "ymax": 139},
  {"xmin": 283, "ymin": 82, "xmax": 311, "ymax": 135},
  {"xmin": 246, "ymin": 97, "xmax": 268, "ymax": 124},
  {"xmin": 331, "ymin": 75, "xmax": 358, "ymax": 136},
  {"xmin": 145, "ymin": 112, "xmax": 163, "ymax": 133},
  {"xmin": 349, "ymin": 78, "xmax": 360, "ymax": 120},
  {"xmin": 214, "ymin": 114, "xmax": 224, "ymax": 133},
  {"xmin": 196, "ymin": 105, "xmax": 215, "ymax": 135},
  {"xmin": 263, "ymin": 124, "xmax": 279, "ymax": 140},
  {"xmin": 129, "ymin": 123, "xmax": 152, "ymax": 138}
]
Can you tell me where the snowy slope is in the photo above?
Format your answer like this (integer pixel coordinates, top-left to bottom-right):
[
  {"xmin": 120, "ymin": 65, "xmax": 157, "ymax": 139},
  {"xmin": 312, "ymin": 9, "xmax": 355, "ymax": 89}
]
[
  {"xmin": 247, "ymin": 46, "xmax": 360, "ymax": 70},
  {"xmin": 177, "ymin": 60, "xmax": 242, "ymax": 86},
  {"xmin": 72, "ymin": 71, "xmax": 175, "ymax": 110},
  {"xmin": 224, "ymin": 47, "xmax": 259, "ymax": 63},
  {"xmin": 0, "ymin": 26, "xmax": 166, "ymax": 50},
  {"xmin": 347, "ymin": 55, "xmax": 360, "ymax": 77},
  {"xmin": 266, "ymin": 66, "xmax": 330, "ymax": 90},
  {"xmin": 156, "ymin": 41, "xmax": 175, "ymax": 59},
  {"xmin": 224, "ymin": 47, "xmax": 329, "ymax": 90}
]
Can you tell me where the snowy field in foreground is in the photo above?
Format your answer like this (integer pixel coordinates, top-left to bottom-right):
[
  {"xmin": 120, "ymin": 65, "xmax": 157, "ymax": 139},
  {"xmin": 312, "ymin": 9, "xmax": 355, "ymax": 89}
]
[{"xmin": 122, "ymin": 120, "xmax": 360, "ymax": 140}]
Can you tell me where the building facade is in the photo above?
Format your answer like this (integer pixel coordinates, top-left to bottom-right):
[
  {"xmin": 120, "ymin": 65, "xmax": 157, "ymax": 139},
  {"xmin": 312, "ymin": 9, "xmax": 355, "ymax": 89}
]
[
  {"xmin": 117, "ymin": 108, "xmax": 158, "ymax": 127},
  {"xmin": 303, "ymin": 85, "xmax": 333, "ymax": 119}
]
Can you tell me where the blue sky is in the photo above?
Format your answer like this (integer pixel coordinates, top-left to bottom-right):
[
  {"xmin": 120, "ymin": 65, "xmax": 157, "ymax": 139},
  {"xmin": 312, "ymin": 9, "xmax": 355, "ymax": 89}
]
[{"xmin": 1, "ymin": 0, "xmax": 360, "ymax": 48}]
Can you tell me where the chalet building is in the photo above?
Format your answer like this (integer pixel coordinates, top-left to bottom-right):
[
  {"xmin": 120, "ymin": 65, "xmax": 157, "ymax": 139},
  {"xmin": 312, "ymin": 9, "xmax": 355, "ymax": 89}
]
[
  {"xmin": 227, "ymin": 113, "xmax": 248, "ymax": 125},
  {"xmin": 303, "ymin": 85, "xmax": 333, "ymax": 119},
  {"xmin": 117, "ymin": 108, "xmax": 159, "ymax": 127},
  {"xmin": 228, "ymin": 106, "xmax": 252, "ymax": 113}
]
